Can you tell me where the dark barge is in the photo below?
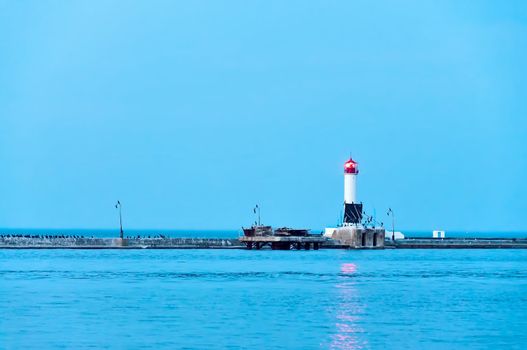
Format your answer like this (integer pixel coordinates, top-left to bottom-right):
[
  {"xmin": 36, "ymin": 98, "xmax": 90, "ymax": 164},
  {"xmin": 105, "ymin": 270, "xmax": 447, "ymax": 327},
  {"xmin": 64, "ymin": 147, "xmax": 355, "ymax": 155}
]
[{"xmin": 240, "ymin": 225, "xmax": 325, "ymax": 250}]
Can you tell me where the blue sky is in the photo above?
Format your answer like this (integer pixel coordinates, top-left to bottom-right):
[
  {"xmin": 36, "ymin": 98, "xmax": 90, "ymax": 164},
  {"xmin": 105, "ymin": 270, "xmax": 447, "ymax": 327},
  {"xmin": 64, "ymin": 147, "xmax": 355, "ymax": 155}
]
[{"xmin": 1, "ymin": 1, "xmax": 526, "ymax": 231}]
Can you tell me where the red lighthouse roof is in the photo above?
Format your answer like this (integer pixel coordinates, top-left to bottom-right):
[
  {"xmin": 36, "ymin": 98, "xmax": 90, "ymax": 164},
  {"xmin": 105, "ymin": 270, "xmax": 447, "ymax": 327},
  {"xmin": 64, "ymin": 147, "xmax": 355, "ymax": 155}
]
[{"xmin": 344, "ymin": 158, "xmax": 358, "ymax": 174}]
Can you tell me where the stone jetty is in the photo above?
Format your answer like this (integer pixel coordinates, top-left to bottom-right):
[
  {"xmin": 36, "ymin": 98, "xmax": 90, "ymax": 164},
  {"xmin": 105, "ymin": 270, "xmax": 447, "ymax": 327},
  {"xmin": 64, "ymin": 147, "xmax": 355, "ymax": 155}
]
[
  {"xmin": 385, "ymin": 237, "xmax": 527, "ymax": 249},
  {"xmin": 1, "ymin": 235, "xmax": 527, "ymax": 249},
  {"xmin": 0, "ymin": 236, "xmax": 243, "ymax": 249}
]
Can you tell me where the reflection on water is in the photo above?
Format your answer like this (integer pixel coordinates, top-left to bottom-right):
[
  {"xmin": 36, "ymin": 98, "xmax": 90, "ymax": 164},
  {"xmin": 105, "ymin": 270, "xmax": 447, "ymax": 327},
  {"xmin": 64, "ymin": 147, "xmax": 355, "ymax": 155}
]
[{"xmin": 330, "ymin": 263, "xmax": 367, "ymax": 350}]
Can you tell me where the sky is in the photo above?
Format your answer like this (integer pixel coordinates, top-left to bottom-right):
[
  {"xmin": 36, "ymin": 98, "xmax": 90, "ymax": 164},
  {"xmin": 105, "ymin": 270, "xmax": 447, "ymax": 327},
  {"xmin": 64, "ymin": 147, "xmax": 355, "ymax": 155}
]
[{"xmin": 1, "ymin": 0, "xmax": 526, "ymax": 232}]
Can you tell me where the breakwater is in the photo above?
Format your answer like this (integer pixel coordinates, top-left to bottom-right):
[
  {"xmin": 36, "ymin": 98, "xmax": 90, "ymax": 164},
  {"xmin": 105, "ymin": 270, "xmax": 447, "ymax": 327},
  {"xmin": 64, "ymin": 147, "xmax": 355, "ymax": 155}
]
[
  {"xmin": 0, "ymin": 236, "xmax": 243, "ymax": 249},
  {"xmin": 1, "ymin": 236, "xmax": 527, "ymax": 249},
  {"xmin": 386, "ymin": 237, "xmax": 527, "ymax": 249}
]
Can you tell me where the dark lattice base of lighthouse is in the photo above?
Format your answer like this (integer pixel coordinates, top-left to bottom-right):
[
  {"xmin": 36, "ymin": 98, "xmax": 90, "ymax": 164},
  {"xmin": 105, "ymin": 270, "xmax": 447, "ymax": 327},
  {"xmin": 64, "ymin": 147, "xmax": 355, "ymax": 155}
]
[{"xmin": 344, "ymin": 203, "xmax": 363, "ymax": 224}]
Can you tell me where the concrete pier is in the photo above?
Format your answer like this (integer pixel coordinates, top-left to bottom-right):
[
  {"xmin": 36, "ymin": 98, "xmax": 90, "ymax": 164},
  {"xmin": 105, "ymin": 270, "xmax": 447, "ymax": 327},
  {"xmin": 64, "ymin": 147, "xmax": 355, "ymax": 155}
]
[
  {"xmin": 326, "ymin": 227, "xmax": 386, "ymax": 249},
  {"xmin": 1, "ymin": 235, "xmax": 527, "ymax": 249},
  {"xmin": 0, "ymin": 236, "xmax": 243, "ymax": 249},
  {"xmin": 386, "ymin": 237, "xmax": 527, "ymax": 249}
]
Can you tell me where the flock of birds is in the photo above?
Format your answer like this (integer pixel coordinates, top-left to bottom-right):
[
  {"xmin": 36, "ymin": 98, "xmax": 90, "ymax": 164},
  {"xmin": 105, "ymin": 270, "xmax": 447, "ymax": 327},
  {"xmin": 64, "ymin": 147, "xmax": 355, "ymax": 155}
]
[
  {"xmin": 128, "ymin": 235, "xmax": 167, "ymax": 239},
  {"xmin": 0, "ymin": 234, "xmax": 86, "ymax": 239},
  {"xmin": 0, "ymin": 234, "xmax": 169, "ymax": 239}
]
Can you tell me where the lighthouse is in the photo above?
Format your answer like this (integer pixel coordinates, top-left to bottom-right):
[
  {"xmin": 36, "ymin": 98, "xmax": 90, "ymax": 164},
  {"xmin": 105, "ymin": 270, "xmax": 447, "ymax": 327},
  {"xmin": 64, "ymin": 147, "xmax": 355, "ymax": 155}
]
[
  {"xmin": 343, "ymin": 158, "xmax": 362, "ymax": 226},
  {"xmin": 324, "ymin": 156, "xmax": 384, "ymax": 247}
]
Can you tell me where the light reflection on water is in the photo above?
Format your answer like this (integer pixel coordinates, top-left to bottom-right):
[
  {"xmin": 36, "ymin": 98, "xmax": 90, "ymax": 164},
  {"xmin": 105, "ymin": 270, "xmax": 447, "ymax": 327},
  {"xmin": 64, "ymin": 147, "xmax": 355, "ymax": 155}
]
[{"xmin": 330, "ymin": 263, "xmax": 367, "ymax": 350}]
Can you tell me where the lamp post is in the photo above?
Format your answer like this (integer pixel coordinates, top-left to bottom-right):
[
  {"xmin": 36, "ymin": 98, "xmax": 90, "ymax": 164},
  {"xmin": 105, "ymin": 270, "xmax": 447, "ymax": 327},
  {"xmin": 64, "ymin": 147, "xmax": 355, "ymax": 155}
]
[
  {"xmin": 387, "ymin": 208, "xmax": 395, "ymax": 241},
  {"xmin": 115, "ymin": 201, "xmax": 124, "ymax": 239},
  {"xmin": 253, "ymin": 204, "xmax": 261, "ymax": 226}
]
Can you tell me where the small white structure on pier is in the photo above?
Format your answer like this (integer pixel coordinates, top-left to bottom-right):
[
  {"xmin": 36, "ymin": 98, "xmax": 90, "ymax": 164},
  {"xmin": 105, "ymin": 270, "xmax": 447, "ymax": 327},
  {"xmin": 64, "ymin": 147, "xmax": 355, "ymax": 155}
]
[
  {"xmin": 387, "ymin": 231, "xmax": 405, "ymax": 240},
  {"xmin": 433, "ymin": 230, "xmax": 445, "ymax": 238}
]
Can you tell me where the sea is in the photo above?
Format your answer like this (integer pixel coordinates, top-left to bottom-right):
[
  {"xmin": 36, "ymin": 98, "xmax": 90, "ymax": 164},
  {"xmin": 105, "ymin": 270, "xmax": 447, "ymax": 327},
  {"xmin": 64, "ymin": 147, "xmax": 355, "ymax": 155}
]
[{"xmin": 1, "ymin": 229, "xmax": 527, "ymax": 349}]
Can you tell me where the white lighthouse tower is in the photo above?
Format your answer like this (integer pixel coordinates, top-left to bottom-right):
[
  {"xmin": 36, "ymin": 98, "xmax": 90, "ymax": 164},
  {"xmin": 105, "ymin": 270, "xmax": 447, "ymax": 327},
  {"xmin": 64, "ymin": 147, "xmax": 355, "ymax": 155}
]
[
  {"xmin": 343, "ymin": 158, "xmax": 363, "ymax": 226},
  {"xmin": 344, "ymin": 158, "xmax": 358, "ymax": 205}
]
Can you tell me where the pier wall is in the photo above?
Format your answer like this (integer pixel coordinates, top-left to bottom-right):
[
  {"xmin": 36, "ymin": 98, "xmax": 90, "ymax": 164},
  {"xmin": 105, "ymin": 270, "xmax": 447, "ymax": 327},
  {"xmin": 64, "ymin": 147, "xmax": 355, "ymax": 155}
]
[
  {"xmin": 386, "ymin": 238, "xmax": 527, "ymax": 249},
  {"xmin": 330, "ymin": 227, "xmax": 385, "ymax": 248},
  {"xmin": 0, "ymin": 237, "xmax": 243, "ymax": 249},
  {"xmin": 2, "ymin": 236, "xmax": 527, "ymax": 249}
]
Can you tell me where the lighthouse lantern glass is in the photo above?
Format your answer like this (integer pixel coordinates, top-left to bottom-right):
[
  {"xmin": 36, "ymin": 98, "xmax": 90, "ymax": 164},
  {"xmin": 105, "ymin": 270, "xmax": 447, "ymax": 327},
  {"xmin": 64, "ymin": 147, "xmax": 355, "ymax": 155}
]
[{"xmin": 344, "ymin": 159, "xmax": 358, "ymax": 174}]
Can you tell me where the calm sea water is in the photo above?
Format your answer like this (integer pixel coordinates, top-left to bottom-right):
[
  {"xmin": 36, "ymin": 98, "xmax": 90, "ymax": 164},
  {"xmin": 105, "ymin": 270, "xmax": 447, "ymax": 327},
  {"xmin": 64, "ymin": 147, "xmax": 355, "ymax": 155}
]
[{"xmin": 1, "ymin": 247, "xmax": 526, "ymax": 349}]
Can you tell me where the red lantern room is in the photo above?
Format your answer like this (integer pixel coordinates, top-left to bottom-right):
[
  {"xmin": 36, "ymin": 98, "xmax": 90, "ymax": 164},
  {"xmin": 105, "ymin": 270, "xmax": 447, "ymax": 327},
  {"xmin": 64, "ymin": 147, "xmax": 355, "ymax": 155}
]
[{"xmin": 344, "ymin": 158, "xmax": 358, "ymax": 174}]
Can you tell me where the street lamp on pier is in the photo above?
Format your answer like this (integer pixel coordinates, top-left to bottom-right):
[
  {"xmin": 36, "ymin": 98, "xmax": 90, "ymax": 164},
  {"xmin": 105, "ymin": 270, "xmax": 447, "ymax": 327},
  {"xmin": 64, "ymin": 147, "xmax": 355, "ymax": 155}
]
[
  {"xmin": 387, "ymin": 208, "xmax": 395, "ymax": 241},
  {"xmin": 115, "ymin": 201, "xmax": 124, "ymax": 239}
]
